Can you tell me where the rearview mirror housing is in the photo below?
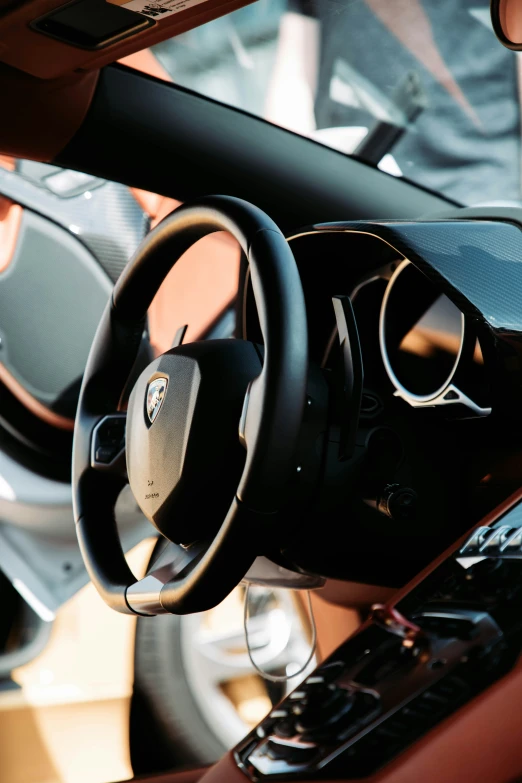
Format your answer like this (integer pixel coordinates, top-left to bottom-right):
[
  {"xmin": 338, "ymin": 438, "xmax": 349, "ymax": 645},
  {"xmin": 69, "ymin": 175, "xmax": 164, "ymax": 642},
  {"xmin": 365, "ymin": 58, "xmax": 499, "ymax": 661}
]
[{"xmin": 491, "ymin": 0, "xmax": 522, "ymax": 50}]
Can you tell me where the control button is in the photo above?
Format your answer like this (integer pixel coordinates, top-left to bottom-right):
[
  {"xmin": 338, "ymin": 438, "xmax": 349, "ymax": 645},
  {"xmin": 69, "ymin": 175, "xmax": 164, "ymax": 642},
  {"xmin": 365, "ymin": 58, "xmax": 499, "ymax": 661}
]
[
  {"xmin": 92, "ymin": 414, "xmax": 126, "ymax": 470},
  {"xmin": 331, "ymin": 690, "xmax": 380, "ymax": 743},
  {"xmin": 265, "ymin": 740, "xmax": 318, "ymax": 765},
  {"xmin": 273, "ymin": 719, "xmax": 296, "ymax": 739},
  {"xmin": 375, "ymin": 715, "xmax": 410, "ymax": 739},
  {"xmin": 430, "ymin": 675, "xmax": 469, "ymax": 702},
  {"xmin": 357, "ymin": 690, "xmax": 381, "ymax": 716},
  {"xmin": 269, "ymin": 709, "xmax": 288, "ymax": 720},
  {"xmin": 501, "ymin": 528, "xmax": 522, "ymax": 552},
  {"xmin": 315, "ymin": 660, "xmax": 344, "ymax": 683},
  {"xmin": 401, "ymin": 699, "xmax": 434, "ymax": 721},
  {"xmin": 294, "ymin": 685, "xmax": 355, "ymax": 733},
  {"xmin": 460, "ymin": 525, "xmax": 522, "ymax": 559},
  {"xmin": 411, "ymin": 692, "xmax": 447, "ymax": 721},
  {"xmin": 356, "ymin": 644, "xmax": 412, "ymax": 687},
  {"xmin": 105, "ymin": 425, "xmax": 124, "ymax": 444},
  {"xmin": 296, "ymin": 701, "xmax": 353, "ymax": 737},
  {"xmin": 413, "ymin": 612, "xmax": 477, "ymax": 640},
  {"xmin": 420, "ymin": 689, "xmax": 448, "ymax": 707},
  {"xmin": 297, "ymin": 682, "xmax": 336, "ymax": 706},
  {"xmin": 480, "ymin": 526, "xmax": 512, "ymax": 553},
  {"xmin": 377, "ymin": 483, "xmax": 418, "ymax": 522},
  {"xmin": 306, "ymin": 675, "xmax": 325, "ymax": 685},
  {"xmin": 370, "ymin": 604, "xmax": 423, "ymax": 641},
  {"xmin": 459, "ymin": 526, "xmax": 491, "ymax": 555},
  {"xmin": 95, "ymin": 446, "xmax": 117, "ymax": 464}
]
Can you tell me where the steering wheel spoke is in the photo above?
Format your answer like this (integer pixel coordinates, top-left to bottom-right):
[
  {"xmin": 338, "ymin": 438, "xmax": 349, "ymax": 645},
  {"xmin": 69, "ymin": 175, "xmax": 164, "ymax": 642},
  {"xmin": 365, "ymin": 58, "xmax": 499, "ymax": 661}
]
[
  {"xmin": 126, "ymin": 540, "xmax": 206, "ymax": 615},
  {"xmin": 90, "ymin": 413, "xmax": 127, "ymax": 475},
  {"xmin": 238, "ymin": 376, "xmax": 261, "ymax": 450}
]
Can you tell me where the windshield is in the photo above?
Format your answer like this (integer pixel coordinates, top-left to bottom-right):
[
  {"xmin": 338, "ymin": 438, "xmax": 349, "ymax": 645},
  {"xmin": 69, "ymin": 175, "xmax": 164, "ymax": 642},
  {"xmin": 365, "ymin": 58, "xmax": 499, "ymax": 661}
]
[{"xmin": 141, "ymin": 0, "xmax": 520, "ymax": 206}]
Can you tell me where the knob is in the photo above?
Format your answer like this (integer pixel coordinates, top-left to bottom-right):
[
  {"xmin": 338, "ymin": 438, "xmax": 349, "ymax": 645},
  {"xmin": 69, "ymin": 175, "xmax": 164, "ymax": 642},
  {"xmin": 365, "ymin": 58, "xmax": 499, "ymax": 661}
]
[
  {"xmin": 293, "ymin": 684, "xmax": 356, "ymax": 734},
  {"xmin": 377, "ymin": 483, "xmax": 418, "ymax": 521}
]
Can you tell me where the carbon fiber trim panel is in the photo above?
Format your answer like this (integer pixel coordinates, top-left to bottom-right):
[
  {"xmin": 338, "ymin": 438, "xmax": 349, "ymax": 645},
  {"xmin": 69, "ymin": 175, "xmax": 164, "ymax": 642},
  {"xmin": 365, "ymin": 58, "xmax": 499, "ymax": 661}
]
[
  {"xmin": 0, "ymin": 162, "xmax": 148, "ymax": 282},
  {"xmin": 312, "ymin": 218, "xmax": 522, "ymax": 416}
]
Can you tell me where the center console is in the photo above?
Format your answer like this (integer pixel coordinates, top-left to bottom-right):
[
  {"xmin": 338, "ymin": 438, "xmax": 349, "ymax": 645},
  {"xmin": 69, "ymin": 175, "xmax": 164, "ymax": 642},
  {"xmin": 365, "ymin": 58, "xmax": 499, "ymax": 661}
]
[{"xmin": 235, "ymin": 495, "xmax": 522, "ymax": 780}]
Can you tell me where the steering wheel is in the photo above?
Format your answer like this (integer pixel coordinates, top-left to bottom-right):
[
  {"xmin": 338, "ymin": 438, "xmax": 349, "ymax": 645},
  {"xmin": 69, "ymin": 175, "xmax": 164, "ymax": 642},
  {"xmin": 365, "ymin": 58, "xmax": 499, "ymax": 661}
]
[{"xmin": 72, "ymin": 196, "xmax": 308, "ymax": 616}]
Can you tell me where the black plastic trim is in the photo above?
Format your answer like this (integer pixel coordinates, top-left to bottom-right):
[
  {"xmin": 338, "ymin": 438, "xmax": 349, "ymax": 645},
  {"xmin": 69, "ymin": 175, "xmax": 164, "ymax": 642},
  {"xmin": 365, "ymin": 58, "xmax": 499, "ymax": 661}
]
[{"xmin": 54, "ymin": 64, "xmax": 451, "ymax": 235}]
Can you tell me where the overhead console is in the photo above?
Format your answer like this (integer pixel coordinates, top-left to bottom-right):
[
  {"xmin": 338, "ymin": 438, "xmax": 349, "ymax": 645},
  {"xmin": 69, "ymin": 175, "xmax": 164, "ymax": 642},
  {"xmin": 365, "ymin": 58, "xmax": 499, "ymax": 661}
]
[{"xmin": 235, "ymin": 491, "xmax": 522, "ymax": 780}]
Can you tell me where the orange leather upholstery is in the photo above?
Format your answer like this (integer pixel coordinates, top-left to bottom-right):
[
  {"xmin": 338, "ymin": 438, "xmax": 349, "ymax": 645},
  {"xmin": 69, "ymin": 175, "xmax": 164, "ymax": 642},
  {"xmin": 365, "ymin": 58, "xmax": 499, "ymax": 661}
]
[
  {"xmin": 120, "ymin": 767, "xmax": 207, "ymax": 783},
  {"xmin": 117, "ymin": 754, "xmax": 342, "ymax": 783},
  {"xmin": 310, "ymin": 591, "xmax": 361, "ymax": 660},
  {"xmin": 122, "ymin": 658, "xmax": 522, "ymax": 783},
  {"xmin": 0, "ymin": 64, "xmax": 98, "ymax": 161},
  {"xmin": 0, "ymin": 0, "xmax": 255, "ymax": 80},
  {"xmin": 0, "ymin": 195, "xmax": 22, "ymax": 274}
]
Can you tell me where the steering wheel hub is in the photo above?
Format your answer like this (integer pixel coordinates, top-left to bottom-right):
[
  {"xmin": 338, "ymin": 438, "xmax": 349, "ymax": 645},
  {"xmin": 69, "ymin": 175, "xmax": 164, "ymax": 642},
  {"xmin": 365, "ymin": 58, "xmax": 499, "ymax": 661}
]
[{"xmin": 127, "ymin": 340, "xmax": 261, "ymax": 543}]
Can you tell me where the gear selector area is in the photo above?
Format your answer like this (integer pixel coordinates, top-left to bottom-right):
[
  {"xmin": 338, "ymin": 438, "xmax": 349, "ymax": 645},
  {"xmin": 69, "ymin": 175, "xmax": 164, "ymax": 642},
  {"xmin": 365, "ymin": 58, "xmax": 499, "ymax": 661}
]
[{"xmin": 234, "ymin": 513, "xmax": 522, "ymax": 780}]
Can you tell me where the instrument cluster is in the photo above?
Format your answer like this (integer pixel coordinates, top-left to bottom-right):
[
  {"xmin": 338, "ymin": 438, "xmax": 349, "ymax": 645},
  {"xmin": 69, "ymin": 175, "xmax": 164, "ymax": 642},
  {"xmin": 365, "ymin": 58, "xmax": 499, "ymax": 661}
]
[{"xmin": 242, "ymin": 216, "xmax": 522, "ymax": 589}]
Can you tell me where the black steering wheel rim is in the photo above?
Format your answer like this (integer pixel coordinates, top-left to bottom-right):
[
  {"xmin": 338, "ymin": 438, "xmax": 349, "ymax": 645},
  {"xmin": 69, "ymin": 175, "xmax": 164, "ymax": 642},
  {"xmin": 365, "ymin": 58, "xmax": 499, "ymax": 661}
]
[{"xmin": 72, "ymin": 196, "xmax": 308, "ymax": 616}]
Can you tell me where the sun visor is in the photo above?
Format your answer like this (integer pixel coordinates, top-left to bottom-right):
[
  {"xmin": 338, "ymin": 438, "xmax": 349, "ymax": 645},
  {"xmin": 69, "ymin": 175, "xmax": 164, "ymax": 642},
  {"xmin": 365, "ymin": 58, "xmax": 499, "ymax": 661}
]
[
  {"xmin": 0, "ymin": 0, "xmax": 255, "ymax": 78},
  {"xmin": 32, "ymin": 0, "xmax": 155, "ymax": 50}
]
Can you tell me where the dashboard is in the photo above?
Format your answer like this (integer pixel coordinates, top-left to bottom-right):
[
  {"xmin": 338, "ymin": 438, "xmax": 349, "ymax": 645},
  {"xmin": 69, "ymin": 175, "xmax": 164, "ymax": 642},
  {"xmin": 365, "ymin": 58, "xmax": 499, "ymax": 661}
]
[
  {"xmin": 235, "ymin": 213, "xmax": 522, "ymax": 781},
  {"xmin": 244, "ymin": 216, "xmax": 522, "ymax": 591}
]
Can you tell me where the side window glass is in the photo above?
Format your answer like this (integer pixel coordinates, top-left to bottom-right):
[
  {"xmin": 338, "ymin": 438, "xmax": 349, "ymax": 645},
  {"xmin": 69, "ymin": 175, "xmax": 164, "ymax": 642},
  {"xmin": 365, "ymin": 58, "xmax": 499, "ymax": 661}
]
[{"xmin": 0, "ymin": 158, "xmax": 240, "ymax": 453}]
